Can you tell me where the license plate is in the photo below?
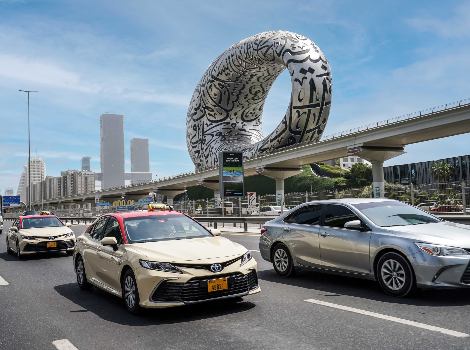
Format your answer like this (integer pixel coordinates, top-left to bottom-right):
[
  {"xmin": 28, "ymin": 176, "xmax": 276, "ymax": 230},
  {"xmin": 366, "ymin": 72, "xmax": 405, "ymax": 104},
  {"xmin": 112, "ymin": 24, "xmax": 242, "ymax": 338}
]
[
  {"xmin": 46, "ymin": 241, "xmax": 57, "ymax": 249},
  {"xmin": 207, "ymin": 277, "xmax": 228, "ymax": 293}
]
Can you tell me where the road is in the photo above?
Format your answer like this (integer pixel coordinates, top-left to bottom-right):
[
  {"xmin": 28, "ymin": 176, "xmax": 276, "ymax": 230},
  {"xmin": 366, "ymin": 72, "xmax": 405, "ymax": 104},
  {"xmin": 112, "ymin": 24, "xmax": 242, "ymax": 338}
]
[{"xmin": 1, "ymin": 221, "xmax": 470, "ymax": 349}]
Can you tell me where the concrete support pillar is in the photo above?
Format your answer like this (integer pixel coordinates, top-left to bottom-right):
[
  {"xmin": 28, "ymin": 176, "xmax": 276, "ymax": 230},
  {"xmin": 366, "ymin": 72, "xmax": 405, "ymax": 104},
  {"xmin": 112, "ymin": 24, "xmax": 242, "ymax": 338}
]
[
  {"xmin": 371, "ymin": 160, "xmax": 385, "ymax": 198},
  {"xmin": 157, "ymin": 189, "xmax": 186, "ymax": 206},
  {"xmin": 275, "ymin": 178, "xmax": 285, "ymax": 207},
  {"xmin": 214, "ymin": 190, "xmax": 221, "ymax": 208}
]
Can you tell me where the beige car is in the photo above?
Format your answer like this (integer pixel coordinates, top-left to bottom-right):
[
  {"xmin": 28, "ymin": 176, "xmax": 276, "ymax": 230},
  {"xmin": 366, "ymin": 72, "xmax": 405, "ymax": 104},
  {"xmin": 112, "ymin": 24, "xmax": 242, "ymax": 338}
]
[
  {"xmin": 74, "ymin": 208, "xmax": 260, "ymax": 313},
  {"xmin": 6, "ymin": 214, "xmax": 76, "ymax": 258}
]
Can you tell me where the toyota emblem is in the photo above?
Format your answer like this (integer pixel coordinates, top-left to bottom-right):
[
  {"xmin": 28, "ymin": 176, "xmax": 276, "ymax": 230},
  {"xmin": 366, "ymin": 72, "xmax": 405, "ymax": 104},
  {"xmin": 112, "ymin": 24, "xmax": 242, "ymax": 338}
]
[{"xmin": 210, "ymin": 263, "xmax": 223, "ymax": 273}]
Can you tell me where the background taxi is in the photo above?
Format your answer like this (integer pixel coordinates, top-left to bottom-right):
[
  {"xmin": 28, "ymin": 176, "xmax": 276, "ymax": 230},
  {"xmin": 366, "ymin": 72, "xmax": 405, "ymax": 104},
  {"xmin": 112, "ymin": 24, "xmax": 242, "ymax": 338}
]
[{"xmin": 6, "ymin": 214, "xmax": 76, "ymax": 258}]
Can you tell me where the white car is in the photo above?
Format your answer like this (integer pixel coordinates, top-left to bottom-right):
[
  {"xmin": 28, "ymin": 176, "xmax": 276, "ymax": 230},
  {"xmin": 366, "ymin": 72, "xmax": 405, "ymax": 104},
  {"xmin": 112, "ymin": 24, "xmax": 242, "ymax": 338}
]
[{"xmin": 260, "ymin": 206, "xmax": 282, "ymax": 216}]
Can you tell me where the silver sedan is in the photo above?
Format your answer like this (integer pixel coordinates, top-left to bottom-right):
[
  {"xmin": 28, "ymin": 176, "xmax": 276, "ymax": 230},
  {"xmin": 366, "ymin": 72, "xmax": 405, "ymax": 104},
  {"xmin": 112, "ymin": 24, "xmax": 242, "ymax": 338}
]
[{"xmin": 259, "ymin": 198, "xmax": 470, "ymax": 296}]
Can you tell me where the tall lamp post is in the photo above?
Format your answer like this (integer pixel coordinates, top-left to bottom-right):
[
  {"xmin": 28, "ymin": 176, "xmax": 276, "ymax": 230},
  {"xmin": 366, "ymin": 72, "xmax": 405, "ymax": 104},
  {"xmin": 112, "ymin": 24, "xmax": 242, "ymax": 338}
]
[{"xmin": 19, "ymin": 89, "xmax": 38, "ymax": 210}]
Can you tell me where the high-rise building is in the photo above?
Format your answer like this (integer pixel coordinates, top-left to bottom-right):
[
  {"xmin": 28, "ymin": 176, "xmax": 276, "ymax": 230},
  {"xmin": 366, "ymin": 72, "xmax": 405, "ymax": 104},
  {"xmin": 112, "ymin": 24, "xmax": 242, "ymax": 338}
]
[
  {"xmin": 81, "ymin": 156, "xmax": 91, "ymax": 171},
  {"xmin": 4, "ymin": 188, "xmax": 14, "ymax": 196},
  {"xmin": 17, "ymin": 158, "xmax": 46, "ymax": 202},
  {"xmin": 131, "ymin": 138, "xmax": 150, "ymax": 172},
  {"xmin": 60, "ymin": 170, "xmax": 96, "ymax": 197},
  {"xmin": 100, "ymin": 114, "xmax": 125, "ymax": 189},
  {"xmin": 130, "ymin": 138, "xmax": 152, "ymax": 184}
]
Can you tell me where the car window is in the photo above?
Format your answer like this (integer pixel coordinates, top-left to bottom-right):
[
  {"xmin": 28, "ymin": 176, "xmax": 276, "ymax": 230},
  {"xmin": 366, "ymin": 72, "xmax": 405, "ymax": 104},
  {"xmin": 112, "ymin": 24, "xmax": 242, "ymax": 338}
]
[
  {"xmin": 91, "ymin": 217, "xmax": 108, "ymax": 240},
  {"xmin": 103, "ymin": 218, "xmax": 123, "ymax": 245},
  {"xmin": 285, "ymin": 205, "xmax": 322, "ymax": 225},
  {"xmin": 323, "ymin": 205, "xmax": 359, "ymax": 228},
  {"xmin": 22, "ymin": 217, "xmax": 63, "ymax": 229}
]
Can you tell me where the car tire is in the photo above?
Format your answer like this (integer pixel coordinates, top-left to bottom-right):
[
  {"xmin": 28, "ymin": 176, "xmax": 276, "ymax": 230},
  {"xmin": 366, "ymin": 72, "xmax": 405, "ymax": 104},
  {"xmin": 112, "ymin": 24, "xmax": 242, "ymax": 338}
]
[
  {"xmin": 15, "ymin": 239, "xmax": 23, "ymax": 260},
  {"xmin": 6, "ymin": 237, "xmax": 12, "ymax": 255},
  {"xmin": 272, "ymin": 244, "xmax": 295, "ymax": 277},
  {"xmin": 122, "ymin": 269, "xmax": 141, "ymax": 314},
  {"xmin": 377, "ymin": 252, "xmax": 416, "ymax": 297},
  {"xmin": 75, "ymin": 256, "xmax": 91, "ymax": 290}
]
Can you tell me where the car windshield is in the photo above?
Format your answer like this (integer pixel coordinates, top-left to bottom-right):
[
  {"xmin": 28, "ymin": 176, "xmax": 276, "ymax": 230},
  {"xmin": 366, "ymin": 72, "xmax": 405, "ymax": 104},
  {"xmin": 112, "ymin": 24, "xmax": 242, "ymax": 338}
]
[
  {"xmin": 352, "ymin": 201, "xmax": 440, "ymax": 227},
  {"xmin": 124, "ymin": 215, "xmax": 212, "ymax": 243},
  {"xmin": 22, "ymin": 217, "xmax": 63, "ymax": 229}
]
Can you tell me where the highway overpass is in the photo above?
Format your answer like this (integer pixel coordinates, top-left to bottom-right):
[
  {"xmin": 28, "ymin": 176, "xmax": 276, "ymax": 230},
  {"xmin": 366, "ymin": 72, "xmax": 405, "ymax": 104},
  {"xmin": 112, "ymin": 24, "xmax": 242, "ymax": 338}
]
[{"xmin": 33, "ymin": 99, "xmax": 470, "ymax": 208}]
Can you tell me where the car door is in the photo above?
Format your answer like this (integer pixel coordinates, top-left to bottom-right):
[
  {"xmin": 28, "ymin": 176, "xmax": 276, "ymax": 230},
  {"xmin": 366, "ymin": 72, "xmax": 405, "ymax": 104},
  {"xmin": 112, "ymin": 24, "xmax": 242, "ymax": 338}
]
[
  {"xmin": 318, "ymin": 204, "xmax": 372, "ymax": 275},
  {"xmin": 96, "ymin": 217, "xmax": 125, "ymax": 293},
  {"xmin": 83, "ymin": 216, "xmax": 109, "ymax": 283},
  {"xmin": 283, "ymin": 205, "xmax": 322, "ymax": 267}
]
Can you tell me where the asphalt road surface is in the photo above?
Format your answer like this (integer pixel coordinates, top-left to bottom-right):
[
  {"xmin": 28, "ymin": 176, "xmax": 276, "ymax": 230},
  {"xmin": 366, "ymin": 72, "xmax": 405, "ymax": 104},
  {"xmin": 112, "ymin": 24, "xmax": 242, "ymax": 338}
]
[{"xmin": 2, "ymin": 221, "xmax": 470, "ymax": 350}]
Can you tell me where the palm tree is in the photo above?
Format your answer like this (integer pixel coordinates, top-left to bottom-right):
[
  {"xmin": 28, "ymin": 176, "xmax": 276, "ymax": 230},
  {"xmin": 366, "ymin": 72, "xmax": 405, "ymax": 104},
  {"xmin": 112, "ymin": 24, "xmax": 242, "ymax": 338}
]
[{"xmin": 431, "ymin": 161, "xmax": 453, "ymax": 189}]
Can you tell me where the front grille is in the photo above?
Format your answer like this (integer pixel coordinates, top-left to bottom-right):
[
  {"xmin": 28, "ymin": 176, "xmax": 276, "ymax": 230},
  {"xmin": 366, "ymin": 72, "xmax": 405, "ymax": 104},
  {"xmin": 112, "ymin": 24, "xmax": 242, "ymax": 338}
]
[
  {"xmin": 151, "ymin": 270, "xmax": 258, "ymax": 303},
  {"xmin": 462, "ymin": 263, "xmax": 470, "ymax": 284},
  {"xmin": 172, "ymin": 255, "xmax": 242, "ymax": 272},
  {"xmin": 23, "ymin": 240, "xmax": 74, "ymax": 252}
]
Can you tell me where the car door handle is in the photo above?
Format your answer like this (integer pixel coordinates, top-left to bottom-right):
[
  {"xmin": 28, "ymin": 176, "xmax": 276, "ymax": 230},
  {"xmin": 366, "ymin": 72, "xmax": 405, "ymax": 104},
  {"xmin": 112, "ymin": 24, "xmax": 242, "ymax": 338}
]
[{"xmin": 320, "ymin": 232, "xmax": 330, "ymax": 237}]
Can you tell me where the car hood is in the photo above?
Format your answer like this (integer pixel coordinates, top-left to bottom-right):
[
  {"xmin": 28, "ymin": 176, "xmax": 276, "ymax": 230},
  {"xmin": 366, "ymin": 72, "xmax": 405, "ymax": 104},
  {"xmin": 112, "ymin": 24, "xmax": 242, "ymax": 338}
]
[
  {"xmin": 383, "ymin": 221, "xmax": 470, "ymax": 247},
  {"xmin": 127, "ymin": 236, "xmax": 247, "ymax": 263},
  {"xmin": 20, "ymin": 226, "xmax": 73, "ymax": 237}
]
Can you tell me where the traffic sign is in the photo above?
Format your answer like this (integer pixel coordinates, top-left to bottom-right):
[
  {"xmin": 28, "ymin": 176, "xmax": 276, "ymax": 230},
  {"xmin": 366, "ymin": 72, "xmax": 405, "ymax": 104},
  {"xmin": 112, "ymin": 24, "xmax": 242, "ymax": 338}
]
[{"xmin": 2, "ymin": 195, "xmax": 20, "ymax": 207}]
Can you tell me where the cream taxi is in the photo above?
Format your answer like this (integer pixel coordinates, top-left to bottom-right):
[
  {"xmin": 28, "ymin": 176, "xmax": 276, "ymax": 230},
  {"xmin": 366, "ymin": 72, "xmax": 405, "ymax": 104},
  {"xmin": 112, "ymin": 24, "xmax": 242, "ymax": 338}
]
[
  {"xmin": 74, "ymin": 205, "xmax": 260, "ymax": 313},
  {"xmin": 6, "ymin": 213, "xmax": 76, "ymax": 258}
]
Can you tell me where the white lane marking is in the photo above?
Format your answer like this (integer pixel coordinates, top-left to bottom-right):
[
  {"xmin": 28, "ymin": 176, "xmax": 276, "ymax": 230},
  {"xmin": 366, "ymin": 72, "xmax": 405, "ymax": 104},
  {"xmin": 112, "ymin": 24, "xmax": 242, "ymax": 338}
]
[
  {"xmin": 249, "ymin": 250, "xmax": 260, "ymax": 253},
  {"xmin": 0, "ymin": 276, "xmax": 9, "ymax": 286},
  {"xmin": 52, "ymin": 339, "xmax": 79, "ymax": 350},
  {"xmin": 304, "ymin": 298, "xmax": 469, "ymax": 338}
]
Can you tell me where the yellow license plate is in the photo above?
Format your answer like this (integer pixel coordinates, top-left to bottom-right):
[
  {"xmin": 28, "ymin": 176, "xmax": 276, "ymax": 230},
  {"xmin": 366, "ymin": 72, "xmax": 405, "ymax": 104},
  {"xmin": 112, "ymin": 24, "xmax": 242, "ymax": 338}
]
[
  {"xmin": 207, "ymin": 277, "xmax": 228, "ymax": 293},
  {"xmin": 46, "ymin": 241, "xmax": 57, "ymax": 249}
]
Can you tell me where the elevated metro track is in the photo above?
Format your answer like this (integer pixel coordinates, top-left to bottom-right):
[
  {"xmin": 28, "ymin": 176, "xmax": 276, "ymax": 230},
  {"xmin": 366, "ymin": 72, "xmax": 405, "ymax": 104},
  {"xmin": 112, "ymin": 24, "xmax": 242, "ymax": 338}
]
[{"xmin": 37, "ymin": 100, "xmax": 470, "ymax": 205}]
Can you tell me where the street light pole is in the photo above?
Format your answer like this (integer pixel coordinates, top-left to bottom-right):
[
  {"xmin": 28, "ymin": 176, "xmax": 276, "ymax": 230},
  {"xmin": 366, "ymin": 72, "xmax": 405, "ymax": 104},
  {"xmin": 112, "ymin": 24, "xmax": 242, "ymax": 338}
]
[{"xmin": 19, "ymin": 89, "xmax": 38, "ymax": 210}]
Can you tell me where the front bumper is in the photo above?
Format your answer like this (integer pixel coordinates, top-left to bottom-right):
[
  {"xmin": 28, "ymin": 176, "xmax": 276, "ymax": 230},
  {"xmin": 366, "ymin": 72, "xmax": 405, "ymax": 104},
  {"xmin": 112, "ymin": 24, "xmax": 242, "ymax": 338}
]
[
  {"xmin": 20, "ymin": 239, "xmax": 76, "ymax": 254},
  {"xmin": 136, "ymin": 259, "xmax": 260, "ymax": 308},
  {"xmin": 413, "ymin": 254, "xmax": 470, "ymax": 289}
]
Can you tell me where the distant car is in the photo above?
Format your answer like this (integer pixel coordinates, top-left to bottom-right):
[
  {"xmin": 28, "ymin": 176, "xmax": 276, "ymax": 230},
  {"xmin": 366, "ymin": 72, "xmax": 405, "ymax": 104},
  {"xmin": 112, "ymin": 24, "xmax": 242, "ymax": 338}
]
[
  {"xmin": 6, "ymin": 214, "xmax": 76, "ymax": 258},
  {"xmin": 74, "ymin": 205, "xmax": 260, "ymax": 313},
  {"xmin": 260, "ymin": 198, "xmax": 470, "ymax": 296},
  {"xmin": 416, "ymin": 202, "xmax": 436, "ymax": 212},
  {"xmin": 0, "ymin": 215, "xmax": 3, "ymax": 234},
  {"xmin": 22, "ymin": 210, "xmax": 38, "ymax": 216},
  {"xmin": 260, "ymin": 206, "xmax": 282, "ymax": 216}
]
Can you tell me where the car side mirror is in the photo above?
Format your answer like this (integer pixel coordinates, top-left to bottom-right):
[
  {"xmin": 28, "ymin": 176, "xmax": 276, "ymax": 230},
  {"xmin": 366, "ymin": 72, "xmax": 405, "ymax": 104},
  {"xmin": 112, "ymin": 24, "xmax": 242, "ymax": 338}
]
[
  {"xmin": 10, "ymin": 226, "xmax": 18, "ymax": 232},
  {"xmin": 66, "ymin": 223, "xmax": 72, "ymax": 227},
  {"xmin": 344, "ymin": 220, "xmax": 363, "ymax": 231},
  {"xmin": 101, "ymin": 236, "xmax": 118, "ymax": 250},
  {"xmin": 210, "ymin": 228, "xmax": 221, "ymax": 236}
]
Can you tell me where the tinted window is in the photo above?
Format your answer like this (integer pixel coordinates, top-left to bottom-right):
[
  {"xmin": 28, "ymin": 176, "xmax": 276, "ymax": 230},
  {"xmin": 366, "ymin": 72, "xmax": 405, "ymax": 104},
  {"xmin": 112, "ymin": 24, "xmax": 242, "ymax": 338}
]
[
  {"xmin": 352, "ymin": 201, "xmax": 440, "ymax": 227},
  {"xmin": 103, "ymin": 218, "xmax": 123, "ymax": 244},
  {"xmin": 124, "ymin": 215, "xmax": 211, "ymax": 243},
  {"xmin": 22, "ymin": 217, "xmax": 63, "ymax": 229},
  {"xmin": 285, "ymin": 205, "xmax": 322, "ymax": 225},
  {"xmin": 91, "ymin": 217, "xmax": 108, "ymax": 240},
  {"xmin": 323, "ymin": 205, "xmax": 359, "ymax": 228}
]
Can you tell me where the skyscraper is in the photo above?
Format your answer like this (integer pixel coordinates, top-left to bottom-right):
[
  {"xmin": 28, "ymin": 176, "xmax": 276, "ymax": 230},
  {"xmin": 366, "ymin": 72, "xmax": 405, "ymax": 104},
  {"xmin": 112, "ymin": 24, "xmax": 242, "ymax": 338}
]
[
  {"xmin": 130, "ymin": 138, "xmax": 152, "ymax": 184},
  {"xmin": 17, "ymin": 158, "xmax": 46, "ymax": 202},
  {"xmin": 100, "ymin": 114, "xmax": 125, "ymax": 189},
  {"xmin": 81, "ymin": 156, "xmax": 91, "ymax": 171},
  {"xmin": 130, "ymin": 138, "xmax": 150, "ymax": 172}
]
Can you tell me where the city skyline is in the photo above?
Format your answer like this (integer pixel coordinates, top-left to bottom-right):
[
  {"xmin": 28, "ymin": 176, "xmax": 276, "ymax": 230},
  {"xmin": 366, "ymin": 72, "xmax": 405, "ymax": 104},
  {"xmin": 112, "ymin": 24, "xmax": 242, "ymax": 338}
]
[{"xmin": 1, "ymin": 1, "xmax": 470, "ymax": 192}]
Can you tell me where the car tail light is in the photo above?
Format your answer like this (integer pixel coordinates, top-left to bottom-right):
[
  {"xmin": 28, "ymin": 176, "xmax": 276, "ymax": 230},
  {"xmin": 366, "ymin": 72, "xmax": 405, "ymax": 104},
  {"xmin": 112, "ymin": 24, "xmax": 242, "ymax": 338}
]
[{"xmin": 261, "ymin": 227, "xmax": 267, "ymax": 235}]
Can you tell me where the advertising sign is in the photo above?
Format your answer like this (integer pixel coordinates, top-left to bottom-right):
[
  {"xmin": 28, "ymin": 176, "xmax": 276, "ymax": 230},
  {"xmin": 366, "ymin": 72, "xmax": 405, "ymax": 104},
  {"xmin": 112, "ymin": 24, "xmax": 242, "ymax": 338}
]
[
  {"xmin": 219, "ymin": 152, "xmax": 244, "ymax": 197},
  {"xmin": 2, "ymin": 195, "xmax": 21, "ymax": 207}
]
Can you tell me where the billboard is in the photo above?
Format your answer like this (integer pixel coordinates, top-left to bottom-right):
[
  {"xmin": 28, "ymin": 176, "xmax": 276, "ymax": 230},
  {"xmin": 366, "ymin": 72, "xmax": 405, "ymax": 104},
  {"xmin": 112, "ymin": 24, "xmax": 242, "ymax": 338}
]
[
  {"xmin": 219, "ymin": 152, "xmax": 244, "ymax": 197},
  {"xmin": 2, "ymin": 195, "xmax": 21, "ymax": 207}
]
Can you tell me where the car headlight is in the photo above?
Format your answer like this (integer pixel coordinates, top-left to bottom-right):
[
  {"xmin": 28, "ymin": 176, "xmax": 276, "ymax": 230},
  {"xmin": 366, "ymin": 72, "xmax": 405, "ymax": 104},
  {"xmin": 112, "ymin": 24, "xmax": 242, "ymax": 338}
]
[
  {"xmin": 416, "ymin": 243, "xmax": 469, "ymax": 256},
  {"xmin": 20, "ymin": 234, "xmax": 31, "ymax": 240},
  {"xmin": 65, "ymin": 232, "xmax": 75, "ymax": 238},
  {"xmin": 240, "ymin": 251, "xmax": 252, "ymax": 266},
  {"xmin": 139, "ymin": 259, "xmax": 183, "ymax": 273}
]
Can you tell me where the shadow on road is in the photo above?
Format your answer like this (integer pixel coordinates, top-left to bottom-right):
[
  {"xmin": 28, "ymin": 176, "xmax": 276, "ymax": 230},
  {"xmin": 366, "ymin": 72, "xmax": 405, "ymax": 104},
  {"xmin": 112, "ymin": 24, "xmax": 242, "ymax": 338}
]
[
  {"xmin": 54, "ymin": 283, "xmax": 256, "ymax": 326},
  {"xmin": 258, "ymin": 269, "xmax": 470, "ymax": 307},
  {"xmin": 0, "ymin": 251, "xmax": 70, "ymax": 262}
]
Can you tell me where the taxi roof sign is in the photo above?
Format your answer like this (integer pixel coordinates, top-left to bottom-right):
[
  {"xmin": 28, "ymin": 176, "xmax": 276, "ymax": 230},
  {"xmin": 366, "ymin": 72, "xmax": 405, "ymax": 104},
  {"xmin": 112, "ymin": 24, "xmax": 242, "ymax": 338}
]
[{"xmin": 148, "ymin": 203, "xmax": 173, "ymax": 211}]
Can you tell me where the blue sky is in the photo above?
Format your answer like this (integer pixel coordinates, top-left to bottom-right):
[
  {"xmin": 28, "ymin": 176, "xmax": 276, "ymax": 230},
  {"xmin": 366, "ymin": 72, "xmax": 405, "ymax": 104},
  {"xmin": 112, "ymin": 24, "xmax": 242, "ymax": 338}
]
[{"xmin": 1, "ymin": 0, "xmax": 470, "ymax": 193}]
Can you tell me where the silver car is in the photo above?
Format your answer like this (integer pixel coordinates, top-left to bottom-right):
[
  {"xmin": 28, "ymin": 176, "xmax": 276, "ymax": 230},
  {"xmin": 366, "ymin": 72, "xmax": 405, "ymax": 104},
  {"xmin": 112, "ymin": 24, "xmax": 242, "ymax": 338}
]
[{"xmin": 259, "ymin": 198, "xmax": 470, "ymax": 296}]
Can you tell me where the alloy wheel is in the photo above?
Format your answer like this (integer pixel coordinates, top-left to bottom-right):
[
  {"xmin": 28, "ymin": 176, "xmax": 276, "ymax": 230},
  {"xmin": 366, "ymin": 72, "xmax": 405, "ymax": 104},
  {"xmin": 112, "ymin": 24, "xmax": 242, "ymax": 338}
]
[
  {"xmin": 76, "ymin": 259, "xmax": 85, "ymax": 286},
  {"xmin": 124, "ymin": 275, "xmax": 137, "ymax": 310},
  {"xmin": 380, "ymin": 259, "xmax": 406, "ymax": 291},
  {"xmin": 274, "ymin": 248, "xmax": 289, "ymax": 273}
]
